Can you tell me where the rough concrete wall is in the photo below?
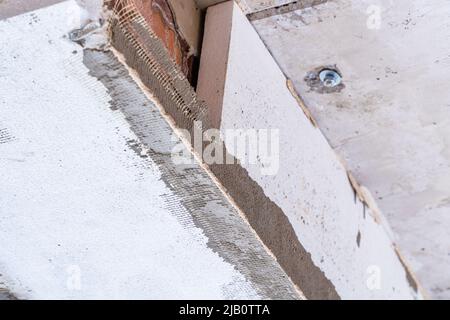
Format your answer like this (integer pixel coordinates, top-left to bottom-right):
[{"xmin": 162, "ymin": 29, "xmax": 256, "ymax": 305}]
[{"xmin": 197, "ymin": 1, "xmax": 421, "ymax": 300}]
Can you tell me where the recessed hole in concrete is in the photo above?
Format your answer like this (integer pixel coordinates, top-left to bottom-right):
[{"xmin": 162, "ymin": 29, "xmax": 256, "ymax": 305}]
[
  {"xmin": 319, "ymin": 69, "xmax": 342, "ymax": 88},
  {"xmin": 304, "ymin": 65, "xmax": 345, "ymax": 94}
]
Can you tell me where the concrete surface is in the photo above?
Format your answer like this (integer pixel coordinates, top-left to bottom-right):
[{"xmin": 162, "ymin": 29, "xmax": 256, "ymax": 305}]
[
  {"xmin": 252, "ymin": 0, "xmax": 450, "ymax": 299},
  {"xmin": 197, "ymin": 1, "xmax": 420, "ymax": 299},
  {"xmin": 0, "ymin": 1, "xmax": 301, "ymax": 299}
]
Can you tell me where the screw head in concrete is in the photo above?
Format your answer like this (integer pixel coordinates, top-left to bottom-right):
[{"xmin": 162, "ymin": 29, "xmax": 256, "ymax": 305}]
[{"xmin": 319, "ymin": 69, "xmax": 342, "ymax": 88}]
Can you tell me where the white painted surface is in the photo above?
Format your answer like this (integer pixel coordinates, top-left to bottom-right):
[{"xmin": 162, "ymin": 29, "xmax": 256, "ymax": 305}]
[
  {"xmin": 0, "ymin": 1, "xmax": 260, "ymax": 299},
  {"xmin": 252, "ymin": 0, "xmax": 450, "ymax": 299},
  {"xmin": 203, "ymin": 1, "xmax": 419, "ymax": 299}
]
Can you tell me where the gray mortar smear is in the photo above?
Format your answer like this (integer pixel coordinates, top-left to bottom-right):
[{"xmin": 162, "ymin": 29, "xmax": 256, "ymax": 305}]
[{"xmin": 83, "ymin": 49, "xmax": 301, "ymax": 300}]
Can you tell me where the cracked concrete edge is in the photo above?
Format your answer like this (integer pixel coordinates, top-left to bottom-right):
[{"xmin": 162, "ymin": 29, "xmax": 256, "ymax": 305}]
[
  {"xmin": 287, "ymin": 79, "xmax": 318, "ymax": 127},
  {"xmin": 293, "ymin": 94, "xmax": 427, "ymax": 298},
  {"xmin": 342, "ymin": 157, "xmax": 427, "ymax": 298}
]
